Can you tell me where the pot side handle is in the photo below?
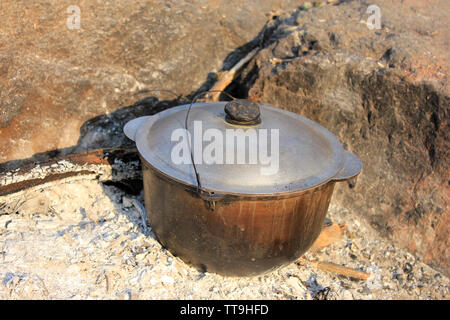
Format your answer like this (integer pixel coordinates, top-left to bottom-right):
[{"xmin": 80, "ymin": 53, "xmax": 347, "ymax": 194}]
[
  {"xmin": 332, "ymin": 151, "xmax": 362, "ymax": 181},
  {"xmin": 124, "ymin": 116, "xmax": 153, "ymax": 142}
]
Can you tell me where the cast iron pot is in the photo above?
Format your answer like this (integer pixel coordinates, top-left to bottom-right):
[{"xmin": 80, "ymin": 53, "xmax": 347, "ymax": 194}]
[{"xmin": 124, "ymin": 100, "xmax": 362, "ymax": 276}]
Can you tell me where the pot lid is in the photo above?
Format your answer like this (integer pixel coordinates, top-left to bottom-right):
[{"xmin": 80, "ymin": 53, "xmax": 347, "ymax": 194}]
[{"xmin": 133, "ymin": 101, "xmax": 347, "ymax": 195}]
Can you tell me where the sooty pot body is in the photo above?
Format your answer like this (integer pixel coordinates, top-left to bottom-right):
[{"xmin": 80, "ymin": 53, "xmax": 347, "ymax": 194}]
[{"xmin": 142, "ymin": 158, "xmax": 336, "ymax": 276}]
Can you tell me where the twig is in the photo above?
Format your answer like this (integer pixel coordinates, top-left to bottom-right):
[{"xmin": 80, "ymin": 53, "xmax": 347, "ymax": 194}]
[
  {"xmin": 0, "ymin": 147, "xmax": 140, "ymax": 197},
  {"xmin": 310, "ymin": 223, "xmax": 347, "ymax": 253},
  {"xmin": 306, "ymin": 260, "xmax": 371, "ymax": 280},
  {"xmin": 206, "ymin": 47, "xmax": 259, "ymax": 101}
]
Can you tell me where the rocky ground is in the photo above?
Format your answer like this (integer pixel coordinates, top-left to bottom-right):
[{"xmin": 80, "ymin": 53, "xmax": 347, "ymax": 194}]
[
  {"xmin": 0, "ymin": 0, "xmax": 448, "ymax": 300},
  {"xmin": 0, "ymin": 177, "xmax": 448, "ymax": 300}
]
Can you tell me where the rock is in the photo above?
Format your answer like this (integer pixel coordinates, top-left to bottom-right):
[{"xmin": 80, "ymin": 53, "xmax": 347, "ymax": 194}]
[
  {"xmin": 234, "ymin": 0, "xmax": 449, "ymax": 274},
  {"xmin": 0, "ymin": 0, "xmax": 303, "ymax": 164}
]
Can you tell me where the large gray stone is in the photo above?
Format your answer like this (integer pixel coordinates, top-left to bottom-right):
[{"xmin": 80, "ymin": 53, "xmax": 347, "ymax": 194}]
[
  {"xmin": 0, "ymin": 0, "xmax": 301, "ymax": 163},
  {"xmin": 234, "ymin": 0, "xmax": 449, "ymax": 274}
]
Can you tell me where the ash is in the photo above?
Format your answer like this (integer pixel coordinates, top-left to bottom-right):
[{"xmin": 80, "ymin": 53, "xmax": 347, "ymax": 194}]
[{"xmin": 0, "ymin": 178, "xmax": 448, "ymax": 299}]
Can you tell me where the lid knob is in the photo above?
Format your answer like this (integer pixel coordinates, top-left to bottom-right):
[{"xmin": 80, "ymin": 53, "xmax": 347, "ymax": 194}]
[{"xmin": 224, "ymin": 99, "xmax": 261, "ymax": 125}]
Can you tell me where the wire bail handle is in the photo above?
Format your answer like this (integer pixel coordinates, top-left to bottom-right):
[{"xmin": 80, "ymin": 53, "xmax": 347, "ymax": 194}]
[{"xmin": 184, "ymin": 90, "xmax": 246, "ymax": 210}]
